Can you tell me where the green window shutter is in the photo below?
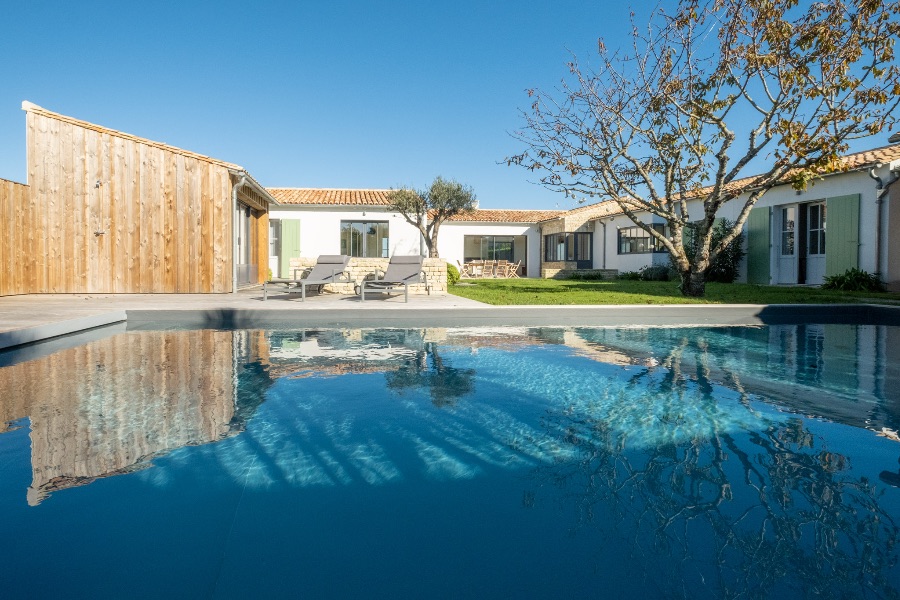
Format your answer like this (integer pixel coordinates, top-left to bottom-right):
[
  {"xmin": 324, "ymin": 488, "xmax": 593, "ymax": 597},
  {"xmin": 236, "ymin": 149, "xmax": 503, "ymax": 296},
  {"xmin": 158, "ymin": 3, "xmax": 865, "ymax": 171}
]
[
  {"xmin": 280, "ymin": 219, "xmax": 302, "ymax": 278},
  {"xmin": 746, "ymin": 207, "xmax": 771, "ymax": 284},
  {"xmin": 824, "ymin": 194, "xmax": 859, "ymax": 277}
]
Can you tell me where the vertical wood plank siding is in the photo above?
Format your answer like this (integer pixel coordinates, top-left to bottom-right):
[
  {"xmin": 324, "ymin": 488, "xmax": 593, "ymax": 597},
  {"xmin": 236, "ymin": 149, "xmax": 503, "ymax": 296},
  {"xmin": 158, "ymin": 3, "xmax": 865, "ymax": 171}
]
[
  {"xmin": 0, "ymin": 110, "xmax": 240, "ymax": 295},
  {"xmin": 0, "ymin": 178, "xmax": 32, "ymax": 295}
]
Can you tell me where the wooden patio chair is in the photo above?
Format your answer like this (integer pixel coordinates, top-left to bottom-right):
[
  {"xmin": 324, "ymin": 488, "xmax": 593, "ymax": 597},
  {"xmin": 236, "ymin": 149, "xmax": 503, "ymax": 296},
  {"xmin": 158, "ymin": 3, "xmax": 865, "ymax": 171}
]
[
  {"xmin": 495, "ymin": 260, "xmax": 510, "ymax": 278},
  {"xmin": 507, "ymin": 260, "xmax": 522, "ymax": 278},
  {"xmin": 457, "ymin": 260, "xmax": 473, "ymax": 278}
]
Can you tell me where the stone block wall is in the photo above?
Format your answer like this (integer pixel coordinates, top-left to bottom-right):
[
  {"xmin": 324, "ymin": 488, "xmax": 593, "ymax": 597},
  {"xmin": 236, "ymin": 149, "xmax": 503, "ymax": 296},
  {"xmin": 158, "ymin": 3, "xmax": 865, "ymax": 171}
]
[
  {"xmin": 541, "ymin": 267, "xmax": 618, "ymax": 280},
  {"xmin": 287, "ymin": 257, "xmax": 447, "ymax": 294}
]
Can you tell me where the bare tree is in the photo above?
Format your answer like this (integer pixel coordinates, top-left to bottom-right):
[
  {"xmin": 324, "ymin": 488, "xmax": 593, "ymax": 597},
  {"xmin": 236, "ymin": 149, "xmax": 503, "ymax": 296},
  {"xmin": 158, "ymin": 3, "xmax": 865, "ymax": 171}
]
[
  {"xmin": 388, "ymin": 176, "xmax": 477, "ymax": 258},
  {"xmin": 508, "ymin": 0, "xmax": 900, "ymax": 296}
]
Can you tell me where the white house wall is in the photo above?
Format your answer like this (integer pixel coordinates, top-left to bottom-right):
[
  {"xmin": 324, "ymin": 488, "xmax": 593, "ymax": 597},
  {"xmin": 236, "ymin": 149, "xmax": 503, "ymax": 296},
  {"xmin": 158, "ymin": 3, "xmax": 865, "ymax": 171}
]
[
  {"xmin": 583, "ymin": 168, "xmax": 891, "ymax": 284},
  {"xmin": 590, "ymin": 214, "xmax": 668, "ymax": 274},
  {"xmin": 439, "ymin": 223, "xmax": 542, "ymax": 278},
  {"xmin": 267, "ymin": 206, "xmax": 423, "ymax": 258},
  {"xmin": 266, "ymin": 165, "xmax": 895, "ymax": 285},
  {"xmin": 694, "ymin": 170, "xmax": 882, "ymax": 283}
]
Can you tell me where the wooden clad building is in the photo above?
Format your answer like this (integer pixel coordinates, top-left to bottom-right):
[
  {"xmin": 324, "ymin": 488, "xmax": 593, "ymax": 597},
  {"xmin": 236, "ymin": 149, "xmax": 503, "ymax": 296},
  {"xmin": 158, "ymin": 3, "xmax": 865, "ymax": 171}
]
[{"xmin": 0, "ymin": 102, "xmax": 275, "ymax": 296}]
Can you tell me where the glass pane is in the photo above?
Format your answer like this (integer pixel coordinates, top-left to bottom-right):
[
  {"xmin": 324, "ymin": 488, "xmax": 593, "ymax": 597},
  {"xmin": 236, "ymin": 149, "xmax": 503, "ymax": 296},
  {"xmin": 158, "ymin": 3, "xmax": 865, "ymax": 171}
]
[
  {"xmin": 493, "ymin": 237, "xmax": 513, "ymax": 261},
  {"xmin": 781, "ymin": 231, "xmax": 794, "ymax": 255},
  {"xmin": 483, "ymin": 236, "xmax": 493, "ymax": 259},
  {"xmin": 464, "ymin": 236, "xmax": 482, "ymax": 262},
  {"xmin": 365, "ymin": 223, "xmax": 379, "ymax": 258},
  {"xmin": 378, "ymin": 223, "xmax": 389, "ymax": 258},
  {"xmin": 269, "ymin": 219, "xmax": 281, "ymax": 258},
  {"xmin": 340, "ymin": 223, "xmax": 349, "ymax": 255}
]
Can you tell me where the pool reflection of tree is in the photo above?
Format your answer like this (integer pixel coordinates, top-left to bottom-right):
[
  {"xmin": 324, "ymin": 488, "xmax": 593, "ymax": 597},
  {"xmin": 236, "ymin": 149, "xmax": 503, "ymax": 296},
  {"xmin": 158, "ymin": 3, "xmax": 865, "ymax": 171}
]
[
  {"xmin": 385, "ymin": 342, "xmax": 476, "ymax": 407},
  {"xmin": 529, "ymin": 335, "xmax": 900, "ymax": 599}
]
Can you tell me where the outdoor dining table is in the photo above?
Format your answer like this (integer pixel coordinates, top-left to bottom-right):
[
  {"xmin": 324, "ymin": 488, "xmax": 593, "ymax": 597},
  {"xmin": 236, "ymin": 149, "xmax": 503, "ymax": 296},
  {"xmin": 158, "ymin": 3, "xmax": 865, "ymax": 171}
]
[{"xmin": 462, "ymin": 260, "xmax": 520, "ymax": 278}]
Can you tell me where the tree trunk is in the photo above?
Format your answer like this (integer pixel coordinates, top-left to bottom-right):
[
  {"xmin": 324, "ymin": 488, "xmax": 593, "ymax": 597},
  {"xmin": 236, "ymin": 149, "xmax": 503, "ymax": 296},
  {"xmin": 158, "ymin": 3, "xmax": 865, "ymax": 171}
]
[
  {"xmin": 428, "ymin": 232, "xmax": 440, "ymax": 258},
  {"xmin": 679, "ymin": 268, "xmax": 707, "ymax": 297}
]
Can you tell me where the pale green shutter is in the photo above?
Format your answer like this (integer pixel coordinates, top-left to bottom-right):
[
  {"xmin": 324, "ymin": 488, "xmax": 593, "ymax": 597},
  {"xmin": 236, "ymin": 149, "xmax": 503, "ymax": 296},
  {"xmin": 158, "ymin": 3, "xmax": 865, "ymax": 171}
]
[
  {"xmin": 746, "ymin": 207, "xmax": 771, "ymax": 284},
  {"xmin": 280, "ymin": 219, "xmax": 302, "ymax": 278},
  {"xmin": 824, "ymin": 194, "xmax": 859, "ymax": 276}
]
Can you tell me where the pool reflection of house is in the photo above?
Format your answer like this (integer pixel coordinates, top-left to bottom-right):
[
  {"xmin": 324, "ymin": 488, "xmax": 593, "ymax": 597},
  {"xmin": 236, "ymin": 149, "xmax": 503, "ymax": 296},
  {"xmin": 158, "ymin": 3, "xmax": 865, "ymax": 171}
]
[
  {"xmin": 3, "ymin": 323, "xmax": 897, "ymax": 505},
  {"xmin": 565, "ymin": 325, "xmax": 900, "ymax": 433},
  {"xmin": 0, "ymin": 330, "xmax": 273, "ymax": 505}
]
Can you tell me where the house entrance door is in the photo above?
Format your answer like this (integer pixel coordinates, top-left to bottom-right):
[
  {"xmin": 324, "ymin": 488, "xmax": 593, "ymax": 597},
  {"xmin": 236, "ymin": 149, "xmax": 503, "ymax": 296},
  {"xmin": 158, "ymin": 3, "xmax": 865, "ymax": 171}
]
[
  {"xmin": 234, "ymin": 203, "xmax": 256, "ymax": 287},
  {"xmin": 805, "ymin": 202, "xmax": 826, "ymax": 284},
  {"xmin": 776, "ymin": 206, "xmax": 797, "ymax": 284}
]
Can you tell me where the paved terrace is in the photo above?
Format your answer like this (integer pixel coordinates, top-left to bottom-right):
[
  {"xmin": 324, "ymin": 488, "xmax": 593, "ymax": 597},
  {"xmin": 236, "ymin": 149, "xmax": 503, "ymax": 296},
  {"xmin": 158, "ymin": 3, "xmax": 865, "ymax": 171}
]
[{"xmin": 1, "ymin": 287, "xmax": 899, "ymax": 352}]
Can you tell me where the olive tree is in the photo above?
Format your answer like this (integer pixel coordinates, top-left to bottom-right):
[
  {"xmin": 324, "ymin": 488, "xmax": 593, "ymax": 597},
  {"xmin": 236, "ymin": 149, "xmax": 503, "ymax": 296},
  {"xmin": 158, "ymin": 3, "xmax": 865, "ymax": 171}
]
[
  {"xmin": 388, "ymin": 176, "xmax": 477, "ymax": 259},
  {"xmin": 508, "ymin": 0, "xmax": 900, "ymax": 296}
]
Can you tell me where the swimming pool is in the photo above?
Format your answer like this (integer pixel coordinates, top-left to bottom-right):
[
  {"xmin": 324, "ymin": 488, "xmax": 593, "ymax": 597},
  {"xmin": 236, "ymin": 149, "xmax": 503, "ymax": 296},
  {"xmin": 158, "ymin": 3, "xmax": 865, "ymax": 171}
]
[{"xmin": 1, "ymin": 324, "xmax": 898, "ymax": 598}]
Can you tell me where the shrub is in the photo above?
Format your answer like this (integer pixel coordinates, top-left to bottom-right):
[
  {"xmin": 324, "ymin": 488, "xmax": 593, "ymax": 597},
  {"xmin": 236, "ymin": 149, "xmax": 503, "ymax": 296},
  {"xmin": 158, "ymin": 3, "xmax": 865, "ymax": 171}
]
[
  {"xmin": 446, "ymin": 262, "xmax": 460, "ymax": 286},
  {"xmin": 821, "ymin": 268, "xmax": 886, "ymax": 293},
  {"xmin": 617, "ymin": 270, "xmax": 642, "ymax": 281},
  {"xmin": 639, "ymin": 265, "xmax": 672, "ymax": 281},
  {"xmin": 675, "ymin": 218, "xmax": 746, "ymax": 283}
]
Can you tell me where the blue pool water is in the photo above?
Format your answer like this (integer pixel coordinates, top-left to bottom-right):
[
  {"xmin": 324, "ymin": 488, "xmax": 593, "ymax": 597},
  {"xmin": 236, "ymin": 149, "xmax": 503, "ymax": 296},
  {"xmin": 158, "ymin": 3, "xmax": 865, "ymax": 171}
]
[{"xmin": 1, "ymin": 324, "xmax": 899, "ymax": 599}]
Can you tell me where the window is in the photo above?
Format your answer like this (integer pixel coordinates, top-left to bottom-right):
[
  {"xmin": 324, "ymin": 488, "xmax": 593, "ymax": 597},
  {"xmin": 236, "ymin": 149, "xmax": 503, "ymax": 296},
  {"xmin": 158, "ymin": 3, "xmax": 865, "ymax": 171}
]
[
  {"xmin": 781, "ymin": 207, "xmax": 795, "ymax": 256},
  {"xmin": 617, "ymin": 224, "xmax": 669, "ymax": 254},
  {"xmin": 544, "ymin": 232, "xmax": 592, "ymax": 262},
  {"xmin": 464, "ymin": 235, "xmax": 520, "ymax": 262},
  {"xmin": 340, "ymin": 221, "xmax": 389, "ymax": 257},
  {"xmin": 808, "ymin": 203, "xmax": 825, "ymax": 256}
]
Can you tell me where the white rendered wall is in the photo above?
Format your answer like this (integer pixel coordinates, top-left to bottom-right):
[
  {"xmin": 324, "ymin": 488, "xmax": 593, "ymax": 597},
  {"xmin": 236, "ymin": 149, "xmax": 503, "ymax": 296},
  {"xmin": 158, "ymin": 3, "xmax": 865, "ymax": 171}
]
[
  {"xmin": 586, "ymin": 169, "xmax": 884, "ymax": 281},
  {"xmin": 593, "ymin": 214, "xmax": 664, "ymax": 273},
  {"xmin": 439, "ymin": 223, "xmax": 543, "ymax": 278},
  {"xmin": 691, "ymin": 170, "xmax": 881, "ymax": 283},
  {"xmin": 267, "ymin": 206, "xmax": 423, "ymax": 258}
]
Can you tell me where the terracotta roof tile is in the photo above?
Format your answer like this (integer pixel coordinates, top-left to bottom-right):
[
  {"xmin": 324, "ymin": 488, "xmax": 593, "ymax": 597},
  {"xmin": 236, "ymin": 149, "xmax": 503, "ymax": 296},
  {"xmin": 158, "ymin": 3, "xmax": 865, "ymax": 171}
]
[
  {"xmin": 840, "ymin": 143, "xmax": 900, "ymax": 169},
  {"xmin": 546, "ymin": 143, "xmax": 900, "ymax": 221},
  {"xmin": 266, "ymin": 192, "xmax": 564, "ymax": 223},
  {"xmin": 445, "ymin": 209, "xmax": 563, "ymax": 223},
  {"xmin": 266, "ymin": 188, "xmax": 394, "ymax": 206}
]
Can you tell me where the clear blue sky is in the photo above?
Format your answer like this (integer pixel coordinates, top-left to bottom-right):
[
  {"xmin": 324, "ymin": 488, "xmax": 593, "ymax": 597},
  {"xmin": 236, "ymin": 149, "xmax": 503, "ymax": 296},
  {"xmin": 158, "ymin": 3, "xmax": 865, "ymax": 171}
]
[
  {"xmin": 3, "ymin": 1, "xmax": 893, "ymax": 211},
  {"xmin": 0, "ymin": 0, "xmax": 652, "ymax": 210}
]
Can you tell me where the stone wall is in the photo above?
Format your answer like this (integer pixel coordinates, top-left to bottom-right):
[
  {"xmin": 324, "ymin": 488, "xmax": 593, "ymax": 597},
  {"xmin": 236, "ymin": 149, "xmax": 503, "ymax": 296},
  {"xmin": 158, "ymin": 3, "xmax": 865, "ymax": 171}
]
[
  {"xmin": 288, "ymin": 257, "xmax": 447, "ymax": 294},
  {"xmin": 541, "ymin": 266, "xmax": 618, "ymax": 280}
]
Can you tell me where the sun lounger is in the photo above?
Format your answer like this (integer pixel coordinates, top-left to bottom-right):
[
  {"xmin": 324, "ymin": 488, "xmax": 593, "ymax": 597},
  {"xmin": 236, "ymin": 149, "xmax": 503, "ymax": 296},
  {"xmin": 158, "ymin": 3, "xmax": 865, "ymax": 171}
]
[
  {"xmin": 359, "ymin": 255, "xmax": 430, "ymax": 302},
  {"xmin": 263, "ymin": 254, "xmax": 350, "ymax": 301}
]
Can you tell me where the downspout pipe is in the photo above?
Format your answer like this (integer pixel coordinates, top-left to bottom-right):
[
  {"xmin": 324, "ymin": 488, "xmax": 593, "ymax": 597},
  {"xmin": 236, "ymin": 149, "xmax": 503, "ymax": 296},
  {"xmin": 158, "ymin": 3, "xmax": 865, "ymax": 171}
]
[
  {"xmin": 600, "ymin": 220, "xmax": 608, "ymax": 269},
  {"xmin": 868, "ymin": 163, "xmax": 900, "ymax": 279},
  {"xmin": 231, "ymin": 173, "xmax": 248, "ymax": 294}
]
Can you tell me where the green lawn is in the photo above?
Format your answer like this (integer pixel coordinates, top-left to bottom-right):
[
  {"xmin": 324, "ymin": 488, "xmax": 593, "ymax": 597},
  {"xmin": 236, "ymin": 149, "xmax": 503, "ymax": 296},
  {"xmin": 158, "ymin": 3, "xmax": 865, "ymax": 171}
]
[{"xmin": 448, "ymin": 278, "xmax": 900, "ymax": 305}]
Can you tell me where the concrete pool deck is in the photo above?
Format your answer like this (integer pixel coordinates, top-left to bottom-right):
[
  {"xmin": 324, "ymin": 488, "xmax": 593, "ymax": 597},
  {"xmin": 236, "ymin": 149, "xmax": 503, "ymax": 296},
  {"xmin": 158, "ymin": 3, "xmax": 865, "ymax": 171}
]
[{"xmin": 2, "ymin": 287, "xmax": 900, "ymax": 351}]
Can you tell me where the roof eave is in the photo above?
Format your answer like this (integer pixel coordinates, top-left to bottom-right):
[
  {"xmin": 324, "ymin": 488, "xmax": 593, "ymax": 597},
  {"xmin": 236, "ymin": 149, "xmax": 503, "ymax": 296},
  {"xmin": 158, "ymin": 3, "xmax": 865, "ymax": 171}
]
[{"xmin": 228, "ymin": 169, "xmax": 280, "ymax": 205}]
